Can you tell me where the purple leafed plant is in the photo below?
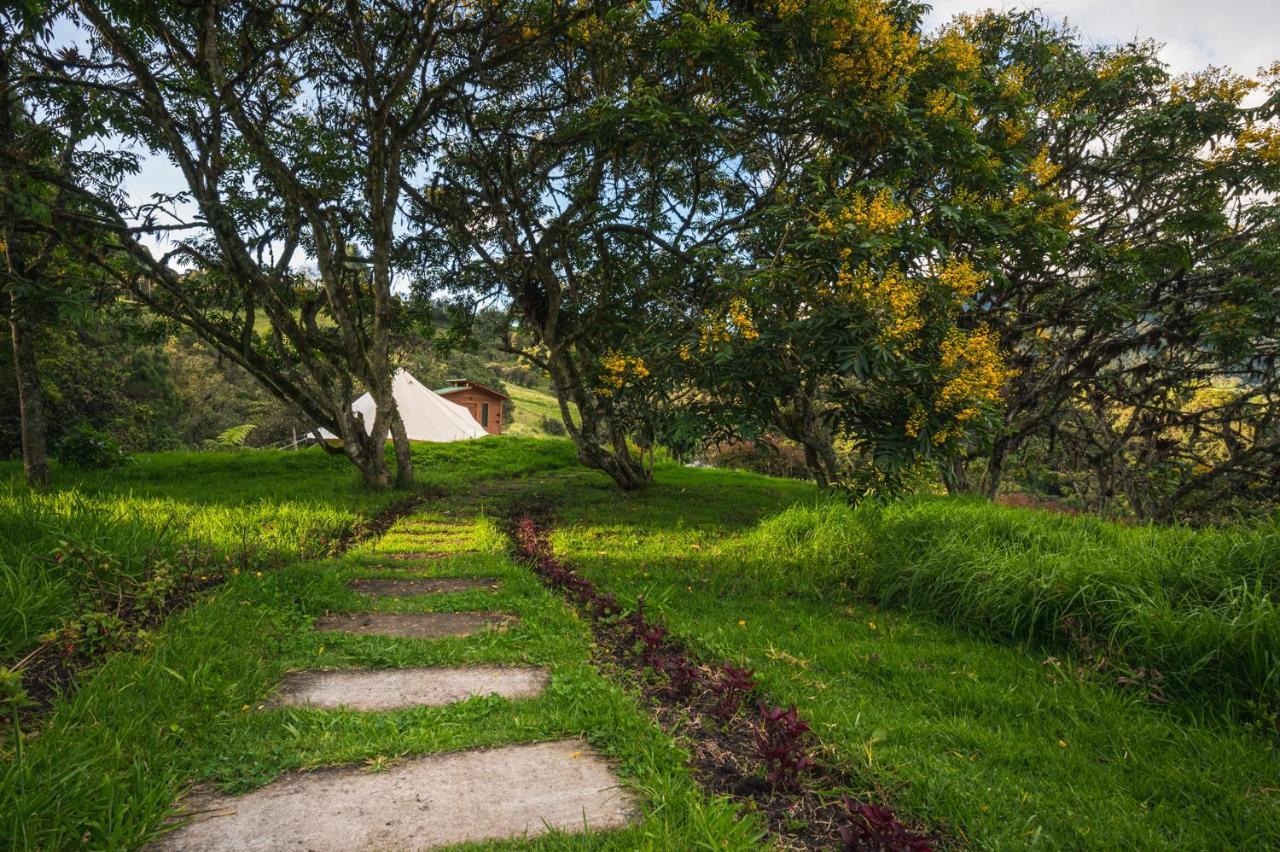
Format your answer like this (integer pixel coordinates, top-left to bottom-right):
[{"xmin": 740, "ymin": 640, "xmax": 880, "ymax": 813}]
[
  {"xmin": 837, "ymin": 800, "xmax": 933, "ymax": 851},
  {"xmin": 754, "ymin": 703, "xmax": 815, "ymax": 789},
  {"xmin": 709, "ymin": 663, "xmax": 757, "ymax": 721}
]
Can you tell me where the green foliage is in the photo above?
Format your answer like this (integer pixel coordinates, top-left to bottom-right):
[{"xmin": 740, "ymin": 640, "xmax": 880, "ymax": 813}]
[
  {"xmin": 52, "ymin": 422, "xmax": 127, "ymax": 469},
  {"xmin": 203, "ymin": 424, "xmax": 256, "ymax": 451}
]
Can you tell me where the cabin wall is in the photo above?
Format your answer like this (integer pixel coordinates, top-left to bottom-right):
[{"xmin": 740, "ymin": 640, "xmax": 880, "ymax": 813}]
[{"xmin": 441, "ymin": 390, "xmax": 504, "ymax": 435}]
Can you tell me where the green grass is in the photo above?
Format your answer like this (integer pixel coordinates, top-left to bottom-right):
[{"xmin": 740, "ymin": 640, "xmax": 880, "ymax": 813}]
[
  {"xmin": 539, "ymin": 463, "xmax": 1280, "ymax": 849},
  {"xmin": 506, "ymin": 383, "xmax": 574, "ymax": 438},
  {"xmin": 744, "ymin": 497, "xmax": 1280, "ymax": 712},
  {"xmin": 0, "ymin": 439, "xmax": 578, "ymax": 667},
  {"xmin": 6, "ymin": 438, "xmax": 1279, "ymax": 849},
  {"xmin": 2, "ymin": 442, "xmax": 758, "ymax": 849}
]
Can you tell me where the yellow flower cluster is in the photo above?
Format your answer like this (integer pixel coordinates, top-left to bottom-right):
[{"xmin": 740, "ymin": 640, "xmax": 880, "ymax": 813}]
[
  {"xmin": 1237, "ymin": 124, "xmax": 1280, "ymax": 164},
  {"xmin": 937, "ymin": 325, "xmax": 1014, "ymax": 420},
  {"xmin": 931, "ymin": 33, "xmax": 981, "ymax": 74},
  {"xmin": 698, "ymin": 297, "xmax": 759, "ymax": 352},
  {"xmin": 825, "ymin": 0, "xmax": 920, "ymax": 100},
  {"xmin": 839, "ymin": 264, "xmax": 925, "ymax": 343},
  {"xmin": 999, "ymin": 65, "xmax": 1028, "ymax": 99},
  {"xmin": 935, "ymin": 256, "xmax": 984, "ymax": 299},
  {"xmin": 925, "ymin": 87, "xmax": 957, "ymax": 118},
  {"xmin": 998, "ymin": 117, "xmax": 1026, "ymax": 145},
  {"xmin": 1025, "ymin": 147, "xmax": 1062, "ymax": 185},
  {"xmin": 728, "ymin": 297, "xmax": 759, "ymax": 340},
  {"xmin": 771, "ymin": 0, "xmax": 806, "ymax": 19},
  {"xmin": 597, "ymin": 350, "xmax": 649, "ymax": 396},
  {"xmin": 1171, "ymin": 69, "xmax": 1258, "ymax": 104},
  {"xmin": 818, "ymin": 188, "xmax": 909, "ymax": 237},
  {"xmin": 1096, "ymin": 52, "xmax": 1132, "ymax": 82}
]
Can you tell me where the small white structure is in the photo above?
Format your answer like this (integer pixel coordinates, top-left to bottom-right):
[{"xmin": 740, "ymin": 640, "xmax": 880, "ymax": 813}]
[{"xmin": 315, "ymin": 369, "xmax": 488, "ymax": 445}]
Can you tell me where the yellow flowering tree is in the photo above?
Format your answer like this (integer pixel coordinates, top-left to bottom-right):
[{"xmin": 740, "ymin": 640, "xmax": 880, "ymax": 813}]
[{"xmin": 926, "ymin": 10, "xmax": 1280, "ymax": 516}]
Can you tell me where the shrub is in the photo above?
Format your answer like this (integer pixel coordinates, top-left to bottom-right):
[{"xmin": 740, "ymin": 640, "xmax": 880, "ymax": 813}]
[
  {"xmin": 54, "ymin": 423, "xmax": 129, "ymax": 469},
  {"xmin": 540, "ymin": 416, "xmax": 567, "ymax": 436}
]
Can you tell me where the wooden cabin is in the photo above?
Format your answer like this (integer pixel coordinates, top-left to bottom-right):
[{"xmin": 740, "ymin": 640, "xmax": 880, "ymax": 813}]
[{"xmin": 434, "ymin": 379, "xmax": 510, "ymax": 435}]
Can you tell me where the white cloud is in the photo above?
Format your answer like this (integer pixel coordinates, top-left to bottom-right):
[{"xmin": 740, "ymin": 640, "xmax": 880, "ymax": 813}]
[{"xmin": 924, "ymin": 0, "xmax": 1280, "ymax": 76}]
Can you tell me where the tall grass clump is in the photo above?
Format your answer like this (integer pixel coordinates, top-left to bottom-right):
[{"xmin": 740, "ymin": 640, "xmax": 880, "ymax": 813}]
[
  {"xmin": 0, "ymin": 450, "xmax": 403, "ymax": 667},
  {"xmin": 744, "ymin": 496, "xmax": 1280, "ymax": 714}
]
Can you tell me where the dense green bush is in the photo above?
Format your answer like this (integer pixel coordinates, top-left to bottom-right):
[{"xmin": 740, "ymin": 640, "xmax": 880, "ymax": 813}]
[
  {"xmin": 745, "ymin": 497, "xmax": 1280, "ymax": 714},
  {"xmin": 53, "ymin": 423, "xmax": 129, "ymax": 469}
]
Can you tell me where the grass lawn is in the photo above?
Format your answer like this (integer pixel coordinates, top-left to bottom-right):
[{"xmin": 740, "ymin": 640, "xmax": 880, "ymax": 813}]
[
  {"xmin": 0, "ymin": 438, "xmax": 576, "ymax": 666},
  {"xmin": 506, "ymin": 383, "xmax": 574, "ymax": 438},
  {"xmin": 541, "ymin": 464, "xmax": 1280, "ymax": 849},
  {"xmin": 2, "ymin": 439, "xmax": 757, "ymax": 849},
  {"xmin": 3, "ymin": 438, "xmax": 1277, "ymax": 849}
]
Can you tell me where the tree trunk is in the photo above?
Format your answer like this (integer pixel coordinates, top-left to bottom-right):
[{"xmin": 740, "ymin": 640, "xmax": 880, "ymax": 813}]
[
  {"xmin": 941, "ymin": 456, "xmax": 970, "ymax": 495},
  {"xmin": 546, "ymin": 347, "xmax": 650, "ymax": 490},
  {"xmin": 390, "ymin": 410, "xmax": 414, "ymax": 489},
  {"xmin": 8, "ymin": 287, "xmax": 49, "ymax": 488}
]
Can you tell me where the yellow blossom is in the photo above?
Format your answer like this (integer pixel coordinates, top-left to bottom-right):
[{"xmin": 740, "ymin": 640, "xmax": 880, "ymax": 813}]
[
  {"xmin": 935, "ymin": 256, "xmax": 984, "ymax": 299},
  {"xmin": 925, "ymin": 88, "xmax": 957, "ymax": 118},
  {"xmin": 931, "ymin": 33, "xmax": 981, "ymax": 74},
  {"xmin": 819, "ymin": 188, "xmax": 909, "ymax": 237},
  {"xmin": 1236, "ymin": 124, "xmax": 1280, "ymax": 164},
  {"xmin": 936, "ymin": 325, "xmax": 1015, "ymax": 419},
  {"xmin": 1025, "ymin": 147, "xmax": 1061, "ymax": 186},
  {"xmin": 597, "ymin": 350, "xmax": 649, "ymax": 396},
  {"xmin": 824, "ymin": 0, "xmax": 920, "ymax": 101}
]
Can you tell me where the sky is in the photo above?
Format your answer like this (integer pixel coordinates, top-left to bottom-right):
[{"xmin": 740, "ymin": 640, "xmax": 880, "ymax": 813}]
[
  {"xmin": 923, "ymin": 0, "xmax": 1279, "ymax": 78},
  {"xmin": 121, "ymin": 1, "xmax": 1280, "ymax": 243}
]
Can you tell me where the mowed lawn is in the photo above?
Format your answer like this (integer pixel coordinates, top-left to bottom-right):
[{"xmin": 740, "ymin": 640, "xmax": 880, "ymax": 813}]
[
  {"xmin": 3, "ymin": 438, "xmax": 1277, "ymax": 849},
  {"xmin": 2, "ymin": 439, "xmax": 758, "ymax": 849},
  {"xmin": 0, "ymin": 439, "xmax": 576, "ymax": 666},
  {"xmin": 543, "ymin": 464, "xmax": 1280, "ymax": 849}
]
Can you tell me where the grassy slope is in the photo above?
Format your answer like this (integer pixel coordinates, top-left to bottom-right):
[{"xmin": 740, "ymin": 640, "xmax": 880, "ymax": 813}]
[
  {"xmin": 505, "ymin": 383, "xmax": 574, "ymax": 438},
  {"xmin": 2, "ymin": 439, "xmax": 756, "ymax": 850},
  {"xmin": 0, "ymin": 450, "xmax": 405, "ymax": 664},
  {"xmin": 5, "ymin": 439, "xmax": 1278, "ymax": 849},
  {"xmin": 545, "ymin": 463, "xmax": 1280, "ymax": 849}
]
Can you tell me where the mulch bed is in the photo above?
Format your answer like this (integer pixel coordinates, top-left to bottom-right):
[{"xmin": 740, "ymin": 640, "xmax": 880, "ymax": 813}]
[{"xmin": 507, "ymin": 505, "xmax": 939, "ymax": 852}]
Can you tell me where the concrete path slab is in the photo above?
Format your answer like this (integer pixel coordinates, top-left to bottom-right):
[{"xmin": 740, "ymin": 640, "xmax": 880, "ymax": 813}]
[
  {"xmin": 314, "ymin": 611, "xmax": 515, "ymax": 639},
  {"xmin": 268, "ymin": 666, "xmax": 549, "ymax": 711},
  {"xmin": 380, "ymin": 550, "xmax": 477, "ymax": 561},
  {"xmin": 151, "ymin": 739, "xmax": 634, "ymax": 851},
  {"xmin": 350, "ymin": 577, "xmax": 499, "ymax": 597}
]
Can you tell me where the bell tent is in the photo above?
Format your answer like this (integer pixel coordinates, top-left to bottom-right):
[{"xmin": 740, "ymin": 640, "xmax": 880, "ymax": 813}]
[{"xmin": 314, "ymin": 369, "xmax": 488, "ymax": 445}]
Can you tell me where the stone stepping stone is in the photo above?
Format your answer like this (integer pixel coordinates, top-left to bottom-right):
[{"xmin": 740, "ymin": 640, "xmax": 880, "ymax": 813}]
[
  {"xmin": 380, "ymin": 549, "xmax": 479, "ymax": 561},
  {"xmin": 350, "ymin": 577, "xmax": 499, "ymax": 597},
  {"xmin": 151, "ymin": 739, "xmax": 634, "ymax": 851},
  {"xmin": 314, "ymin": 611, "xmax": 515, "ymax": 639},
  {"xmin": 268, "ymin": 666, "xmax": 549, "ymax": 711}
]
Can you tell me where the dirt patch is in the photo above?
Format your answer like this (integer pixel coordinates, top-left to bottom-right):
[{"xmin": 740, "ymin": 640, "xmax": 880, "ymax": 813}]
[
  {"xmin": 148, "ymin": 739, "xmax": 634, "ymax": 851},
  {"xmin": 314, "ymin": 611, "xmax": 515, "ymax": 639},
  {"xmin": 267, "ymin": 666, "xmax": 549, "ymax": 711},
  {"xmin": 349, "ymin": 577, "xmax": 499, "ymax": 597}
]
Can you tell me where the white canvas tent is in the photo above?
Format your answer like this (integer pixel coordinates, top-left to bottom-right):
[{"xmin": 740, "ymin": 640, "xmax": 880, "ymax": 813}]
[{"xmin": 314, "ymin": 369, "xmax": 488, "ymax": 445}]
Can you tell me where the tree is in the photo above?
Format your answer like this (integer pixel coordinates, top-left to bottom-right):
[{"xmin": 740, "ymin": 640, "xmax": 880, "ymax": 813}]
[
  {"xmin": 411, "ymin": 2, "xmax": 762, "ymax": 488},
  {"xmin": 929, "ymin": 12, "xmax": 1280, "ymax": 518},
  {"xmin": 1, "ymin": 1, "xmax": 138, "ymax": 486},
  {"xmin": 629, "ymin": 1, "xmax": 1017, "ymax": 490},
  {"xmin": 49, "ymin": 0, "xmax": 563, "ymax": 488}
]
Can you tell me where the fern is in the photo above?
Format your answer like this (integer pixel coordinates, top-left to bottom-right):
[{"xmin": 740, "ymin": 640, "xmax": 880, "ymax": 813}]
[{"xmin": 204, "ymin": 424, "xmax": 256, "ymax": 450}]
